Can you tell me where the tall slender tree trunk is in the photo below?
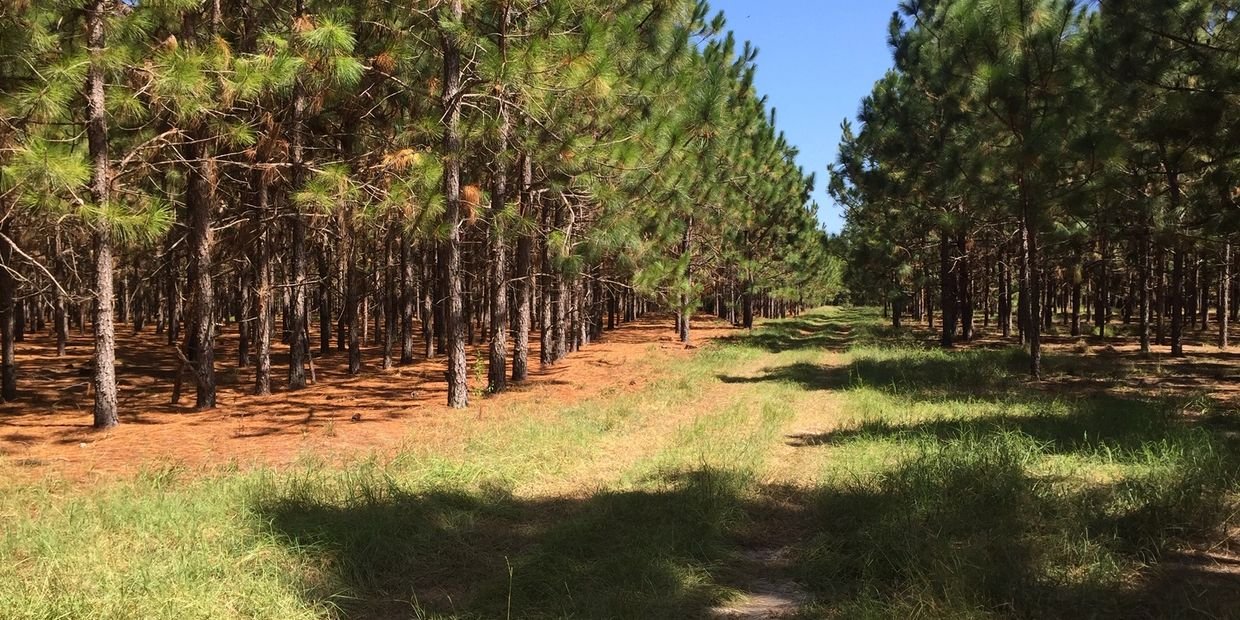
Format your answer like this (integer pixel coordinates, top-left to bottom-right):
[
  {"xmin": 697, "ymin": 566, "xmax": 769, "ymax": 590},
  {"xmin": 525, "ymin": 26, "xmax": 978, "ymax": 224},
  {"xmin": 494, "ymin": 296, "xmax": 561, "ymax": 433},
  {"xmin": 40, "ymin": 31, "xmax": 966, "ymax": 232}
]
[
  {"xmin": 184, "ymin": 133, "xmax": 216, "ymax": 409},
  {"xmin": 679, "ymin": 218, "xmax": 692, "ymax": 344},
  {"xmin": 939, "ymin": 230, "xmax": 956, "ymax": 348},
  {"xmin": 421, "ymin": 245, "xmax": 435, "ymax": 359},
  {"xmin": 512, "ymin": 155, "xmax": 533, "ymax": 382},
  {"xmin": 382, "ymin": 227, "xmax": 396, "ymax": 370},
  {"xmin": 87, "ymin": 0, "xmax": 118, "ymax": 428},
  {"xmin": 286, "ymin": 1, "xmax": 310, "ymax": 389},
  {"xmin": 1019, "ymin": 177, "xmax": 1041, "ymax": 379},
  {"xmin": 957, "ymin": 231, "xmax": 973, "ymax": 341},
  {"xmin": 441, "ymin": 0, "xmax": 469, "ymax": 407},
  {"xmin": 251, "ymin": 167, "xmax": 273, "ymax": 395},
  {"xmin": 318, "ymin": 247, "xmax": 332, "ymax": 356},
  {"xmin": 1220, "ymin": 242, "xmax": 1231, "ymax": 349},
  {"xmin": 1167, "ymin": 170, "xmax": 1184, "ymax": 357},
  {"xmin": 400, "ymin": 235, "xmax": 415, "ymax": 364},
  {"xmin": 487, "ymin": 4, "xmax": 512, "ymax": 392},
  {"xmin": 1139, "ymin": 227, "xmax": 1152, "ymax": 354},
  {"xmin": 53, "ymin": 232, "xmax": 68, "ymax": 356},
  {"xmin": 0, "ymin": 220, "xmax": 15, "ymax": 402},
  {"xmin": 1070, "ymin": 252, "xmax": 1082, "ymax": 337}
]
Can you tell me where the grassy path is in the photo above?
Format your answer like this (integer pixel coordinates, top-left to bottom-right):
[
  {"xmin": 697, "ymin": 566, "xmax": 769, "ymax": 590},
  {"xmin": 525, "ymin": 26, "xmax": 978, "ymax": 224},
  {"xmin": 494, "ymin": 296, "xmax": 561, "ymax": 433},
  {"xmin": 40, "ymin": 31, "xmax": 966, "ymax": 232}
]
[{"xmin": 3, "ymin": 307, "xmax": 1238, "ymax": 619}]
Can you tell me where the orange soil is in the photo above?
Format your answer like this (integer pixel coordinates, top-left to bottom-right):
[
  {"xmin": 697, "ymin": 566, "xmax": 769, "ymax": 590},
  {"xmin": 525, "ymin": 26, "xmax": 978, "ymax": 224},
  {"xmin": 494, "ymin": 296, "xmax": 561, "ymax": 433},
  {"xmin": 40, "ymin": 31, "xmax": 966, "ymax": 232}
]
[{"xmin": 0, "ymin": 315, "xmax": 736, "ymax": 482}]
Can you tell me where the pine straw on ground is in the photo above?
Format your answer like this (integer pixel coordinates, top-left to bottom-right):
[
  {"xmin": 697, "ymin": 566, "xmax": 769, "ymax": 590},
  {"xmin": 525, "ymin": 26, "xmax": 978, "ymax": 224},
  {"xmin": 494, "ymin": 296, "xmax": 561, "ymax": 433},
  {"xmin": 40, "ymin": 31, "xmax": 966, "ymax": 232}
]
[{"xmin": 0, "ymin": 314, "xmax": 736, "ymax": 481}]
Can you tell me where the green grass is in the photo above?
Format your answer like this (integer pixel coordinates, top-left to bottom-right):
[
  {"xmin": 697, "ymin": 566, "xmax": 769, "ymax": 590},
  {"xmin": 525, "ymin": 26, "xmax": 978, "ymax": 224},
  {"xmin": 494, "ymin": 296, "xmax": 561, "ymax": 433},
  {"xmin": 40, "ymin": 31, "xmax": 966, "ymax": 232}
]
[{"xmin": 2, "ymin": 307, "xmax": 1238, "ymax": 619}]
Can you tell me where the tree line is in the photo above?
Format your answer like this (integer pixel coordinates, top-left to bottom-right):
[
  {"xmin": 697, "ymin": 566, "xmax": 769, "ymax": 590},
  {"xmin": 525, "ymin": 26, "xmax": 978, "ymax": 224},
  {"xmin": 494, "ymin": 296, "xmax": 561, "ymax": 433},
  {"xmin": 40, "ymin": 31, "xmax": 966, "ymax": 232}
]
[
  {"xmin": 0, "ymin": 0, "xmax": 841, "ymax": 426},
  {"xmin": 832, "ymin": 0, "xmax": 1239, "ymax": 377}
]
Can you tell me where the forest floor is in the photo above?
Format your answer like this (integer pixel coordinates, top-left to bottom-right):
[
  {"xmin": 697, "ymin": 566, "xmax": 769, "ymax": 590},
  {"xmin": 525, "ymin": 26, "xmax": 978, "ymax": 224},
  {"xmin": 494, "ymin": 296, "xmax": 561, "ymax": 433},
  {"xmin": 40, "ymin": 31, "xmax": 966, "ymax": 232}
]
[
  {"xmin": 0, "ymin": 315, "xmax": 734, "ymax": 480},
  {"xmin": 3, "ymin": 308, "xmax": 1240, "ymax": 619}
]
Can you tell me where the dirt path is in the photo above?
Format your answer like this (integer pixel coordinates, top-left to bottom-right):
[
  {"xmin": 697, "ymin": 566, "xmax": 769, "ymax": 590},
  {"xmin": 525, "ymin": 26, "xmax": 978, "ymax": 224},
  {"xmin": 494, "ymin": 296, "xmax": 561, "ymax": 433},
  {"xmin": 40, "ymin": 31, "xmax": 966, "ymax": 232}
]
[{"xmin": 707, "ymin": 313, "xmax": 856, "ymax": 619}]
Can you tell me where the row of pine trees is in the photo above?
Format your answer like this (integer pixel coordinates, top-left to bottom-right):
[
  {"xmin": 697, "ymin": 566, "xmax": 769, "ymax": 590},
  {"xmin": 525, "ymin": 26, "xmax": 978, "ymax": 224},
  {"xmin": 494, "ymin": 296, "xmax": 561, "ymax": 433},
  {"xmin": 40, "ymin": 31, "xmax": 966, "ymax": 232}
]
[
  {"xmin": 833, "ymin": 0, "xmax": 1239, "ymax": 377},
  {"xmin": 0, "ymin": 0, "xmax": 841, "ymax": 426}
]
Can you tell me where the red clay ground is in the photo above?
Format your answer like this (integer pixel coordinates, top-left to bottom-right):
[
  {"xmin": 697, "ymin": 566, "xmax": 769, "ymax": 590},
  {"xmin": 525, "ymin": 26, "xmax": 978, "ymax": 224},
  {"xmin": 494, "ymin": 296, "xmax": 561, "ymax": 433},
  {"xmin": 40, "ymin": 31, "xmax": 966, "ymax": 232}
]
[{"xmin": 0, "ymin": 315, "xmax": 736, "ymax": 481}]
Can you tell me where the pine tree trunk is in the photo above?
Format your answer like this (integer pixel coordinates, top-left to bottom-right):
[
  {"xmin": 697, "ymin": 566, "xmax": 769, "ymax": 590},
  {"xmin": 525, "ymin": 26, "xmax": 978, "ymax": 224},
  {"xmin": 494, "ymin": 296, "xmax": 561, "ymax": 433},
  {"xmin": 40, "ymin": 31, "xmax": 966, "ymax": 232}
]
[
  {"xmin": 53, "ymin": 233, "xmax": 68, "ymax": 356},
  {"xmin": 251, "ymin": 168, "xmax": 273, "ymax": 396},
  {"xmin": 487, "ymin": 12, "xmax": 512, "ymax": 391},
  {"xmin": 958, "ymin": 231, "xmax": 973, "ymax": 341},
  {"xmin": 511, "ymin": 155, "xmax": 534, "ymax": 382},
  {"xmin": 87, "ymin": 0, "xmax": 119, "ymax": 428},
  {"xmin": 1220, "ymin": 242, "xmax": 1231, "ymax": 349},
  {"xmin": 184, "ymin": 133, "xmax": 216, "ymax": 409},
  {"xmin": 287, "ymin": 2, "xmax": 310, "ymax": 389},
  {"xmin": 1019, "ymin": 182, "xmax": 1041, "ymax": 379},
  {"xmin": 421, "ymin": 244, "xmax": 435, "ymax": 359},
  {"xmin": 238, "ymin": 268, "xmax": 251, "ymax": 368},
  {"xmin": 679, "ymin": 220, "xmax": 692, "ymax": 344},
  {"xmin": 318, "ymin": 247, "xmax": 332, "ymax": 356},
  {"xmin": 441, "ymin": 0, "xmax": 469, "ymax": 407},
  {"xmin": 1171, "ymin": 245, "xmax": 1185, "ymax": 356},
  {"xmin": 939, "ymin": 230, "xmax": 956, "ymax": 348},
  {"xmin": 400, "ymin": 235, "xmax": 415, "ymax": 364},
  {"xmin": 1139, "ymin": 228, "xmax": 1152, "ymax": 354},
  {"xmin": 1071, "ymin": 254, "xmax": 1082, "ymax": 337},
  {"xmin": 0, "ymin": 220, "xmax": 16, "ymax": 402},
  {"xmin": 382, "ymin": 227, "xmax": 396, "ymax": 370}
]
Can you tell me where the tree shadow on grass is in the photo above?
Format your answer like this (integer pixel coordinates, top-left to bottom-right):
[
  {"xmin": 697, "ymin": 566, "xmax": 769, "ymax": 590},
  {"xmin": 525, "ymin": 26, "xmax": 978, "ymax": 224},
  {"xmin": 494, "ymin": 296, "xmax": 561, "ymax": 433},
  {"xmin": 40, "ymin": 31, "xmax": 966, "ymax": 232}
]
[
  {"xmin": 254, "ymin": 469, "xmax": 759, "ymax": 619},
  {"xmin": 717, "ymin": 362, "xmax": 851, "ymax": 392},
  {"xmin": 254, "ymin": 452, "xmax": 1240, "ymax": 619},
  {"xmin": 795, "ymin": 432, "xmax": 1240, "ymax": 619},
  {"xmin": 719, "ymin": 310, "xmax": 866, "ymax": 354}
]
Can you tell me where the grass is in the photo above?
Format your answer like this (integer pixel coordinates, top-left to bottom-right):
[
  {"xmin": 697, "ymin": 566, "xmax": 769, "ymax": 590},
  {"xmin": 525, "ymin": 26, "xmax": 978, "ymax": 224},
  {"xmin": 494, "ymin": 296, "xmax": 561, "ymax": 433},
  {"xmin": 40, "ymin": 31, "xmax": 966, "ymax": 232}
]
[{"xmin": 2, "ymin": 307, "xmax": 1238, "ymax": 619}]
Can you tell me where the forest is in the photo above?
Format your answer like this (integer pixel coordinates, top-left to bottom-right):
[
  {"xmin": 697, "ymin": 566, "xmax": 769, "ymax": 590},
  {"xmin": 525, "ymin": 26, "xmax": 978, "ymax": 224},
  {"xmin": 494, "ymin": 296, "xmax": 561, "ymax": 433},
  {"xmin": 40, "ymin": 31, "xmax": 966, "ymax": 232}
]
[
  {"xmin": 3, "ymin": 1, "xmax": 1240, "ymax": 619},
  {"xmin": 832, "ymin": 0, "xmax": 1240, "ymax": 375},
  {"xmin": 0, "ymin": 0, "xmax": 839, "ymax": 423}
]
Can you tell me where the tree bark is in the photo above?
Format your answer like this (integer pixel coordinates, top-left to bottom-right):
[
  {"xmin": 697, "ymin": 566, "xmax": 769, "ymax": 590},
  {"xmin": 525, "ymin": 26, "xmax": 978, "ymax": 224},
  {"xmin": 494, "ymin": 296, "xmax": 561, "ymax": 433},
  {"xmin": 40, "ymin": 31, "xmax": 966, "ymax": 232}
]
[
  {"xmin": 400, "ymin": 234, "xmax": 415, "ymax": 364},
  {"xmin": 251, "ymin": 167, "xmax": 273, "ymax": 395},
  {"xmin": 87, "ymin": 0, "xmax": 119, "ymax": 427},
  {"xmin": 511, "ymin": 155, "xmax": 533, "ymax": 382},
  {"xmin": 0, "ymin": 220, "xmax": 16, "ymax": 402},
  {"xmin": 939, "ymin": 230, "xmax": 956, "ymax": 348},
  {"xmin": 441, "ymin": 0, "xmax": 469, "ymax": 407},
  {"xmin": 1139, "ymin": 227, "xmax": 1151, "ymax": 354},
  {"xmin": 286, "ymin": 1, "xmax": 310, "ymax": 389},
  {"xmin": 184, "ymin": 132, "xmax": 216, "ymax": 409},
  {"xmin": 487, "ymin": 4, "xmax": 512, "ymax": 392},
  {"xmin": 1019, "ymin": 178, "xmax": 1041, "ymax": 379},
  {"xmin": 1221, "ymin": 242, "xmax": 1231, "ymax": 349}
]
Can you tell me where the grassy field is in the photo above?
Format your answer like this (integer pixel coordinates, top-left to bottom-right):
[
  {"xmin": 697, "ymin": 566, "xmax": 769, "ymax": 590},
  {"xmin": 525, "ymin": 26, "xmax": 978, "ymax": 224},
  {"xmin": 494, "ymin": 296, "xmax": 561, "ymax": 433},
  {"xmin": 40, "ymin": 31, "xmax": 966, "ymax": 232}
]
[{"xmin": 2, "ymin": 308, "xmax": 1238, "ymax": 619}]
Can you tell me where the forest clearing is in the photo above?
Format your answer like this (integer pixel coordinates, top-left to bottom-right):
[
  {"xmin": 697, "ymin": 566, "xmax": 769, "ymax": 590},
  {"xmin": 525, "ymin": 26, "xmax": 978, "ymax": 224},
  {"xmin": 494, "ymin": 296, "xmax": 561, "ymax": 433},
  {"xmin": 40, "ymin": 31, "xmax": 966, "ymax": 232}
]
[{"xmin": 3, "ymin": 0, "xmax": 1240, "ymax": 618}]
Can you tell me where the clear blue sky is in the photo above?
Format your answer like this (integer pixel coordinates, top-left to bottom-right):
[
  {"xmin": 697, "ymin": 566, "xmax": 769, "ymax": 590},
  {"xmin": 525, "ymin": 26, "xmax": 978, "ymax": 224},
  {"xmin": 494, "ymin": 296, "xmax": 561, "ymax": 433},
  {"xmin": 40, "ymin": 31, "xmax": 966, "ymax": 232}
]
[{"xmin": 707, "ymin": 1, "xmax": 899, "ymax": 233}]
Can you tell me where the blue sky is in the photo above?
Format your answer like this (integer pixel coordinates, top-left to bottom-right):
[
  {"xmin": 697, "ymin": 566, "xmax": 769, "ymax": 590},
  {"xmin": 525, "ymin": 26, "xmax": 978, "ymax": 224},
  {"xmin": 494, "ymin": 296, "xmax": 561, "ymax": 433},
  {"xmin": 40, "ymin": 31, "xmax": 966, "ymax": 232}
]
[{"xmin": 707, "ymin": 1, "xmax": 899, "ymax": 233}]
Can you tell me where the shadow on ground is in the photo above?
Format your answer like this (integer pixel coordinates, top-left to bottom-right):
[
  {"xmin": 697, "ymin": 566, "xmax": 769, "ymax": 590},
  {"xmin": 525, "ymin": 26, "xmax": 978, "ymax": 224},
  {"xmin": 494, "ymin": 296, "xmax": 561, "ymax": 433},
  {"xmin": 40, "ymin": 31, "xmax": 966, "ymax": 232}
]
[{"xmin": 255, "ymin": 309, "xmax": 1240, "ymax": 619}]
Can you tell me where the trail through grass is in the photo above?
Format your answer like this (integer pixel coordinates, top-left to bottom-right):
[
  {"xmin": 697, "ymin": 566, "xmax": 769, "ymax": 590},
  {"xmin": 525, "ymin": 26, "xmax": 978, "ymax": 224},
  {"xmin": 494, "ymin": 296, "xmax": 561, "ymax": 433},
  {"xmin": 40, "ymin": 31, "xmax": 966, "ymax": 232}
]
[{"xmin": 2, "ymin": 308, "xmax": 1238, "ymax": 619}]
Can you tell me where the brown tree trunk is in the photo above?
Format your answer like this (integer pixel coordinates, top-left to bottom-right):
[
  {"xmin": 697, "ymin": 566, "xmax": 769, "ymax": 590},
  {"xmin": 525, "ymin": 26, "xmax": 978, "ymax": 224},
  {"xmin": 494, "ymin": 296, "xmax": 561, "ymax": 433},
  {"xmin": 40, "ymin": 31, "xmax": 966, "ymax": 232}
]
[
  {"xmin": 939, "ymin": 230, "xmax": 956, "ymax": 348},
  {"xmin": 400, "ymin": 235, "xmax": 415, "ymax": 364},
  {"xmin": 441, "ymin": 0, "xmax": 469, "ymax": 407},
  {"xmin": 421, "ymin": 244, "xmax": 435, "ymax": 359},
  {"xmin": 1220, "ymin": 242, "xmax": 1231, "ymax": 349},
  {"xmin": 487, "ymin": 6, "xmax": 512, "ymax": 392},
  {"xmin": 1019, "ymin": 178, "xmax": 1041, "ymax": 379},
  {"xmin": 512, "ymin": 155, "xmax": 533, "ymax": 382},
  {"xmin": 184, "ymin": 132, "xmax": 216, "ymax": 409},
  {"xmin": 0, "ymin": 220, "xmax": 15, "ymax": 402},
  {"xmin": 87, "ymin": 0, "xmax": 118, "ymax": 427},
  {"xmin": 957, "ymin": 231, "xmax": 973, "ymax": 341},
  {"xmin": 1139, "ymin": 228, "xmax": 1151, "ymax": 354},
  {"xmin": 251, "ymin": 167, "xmax": 273, "ymax": 396}
]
